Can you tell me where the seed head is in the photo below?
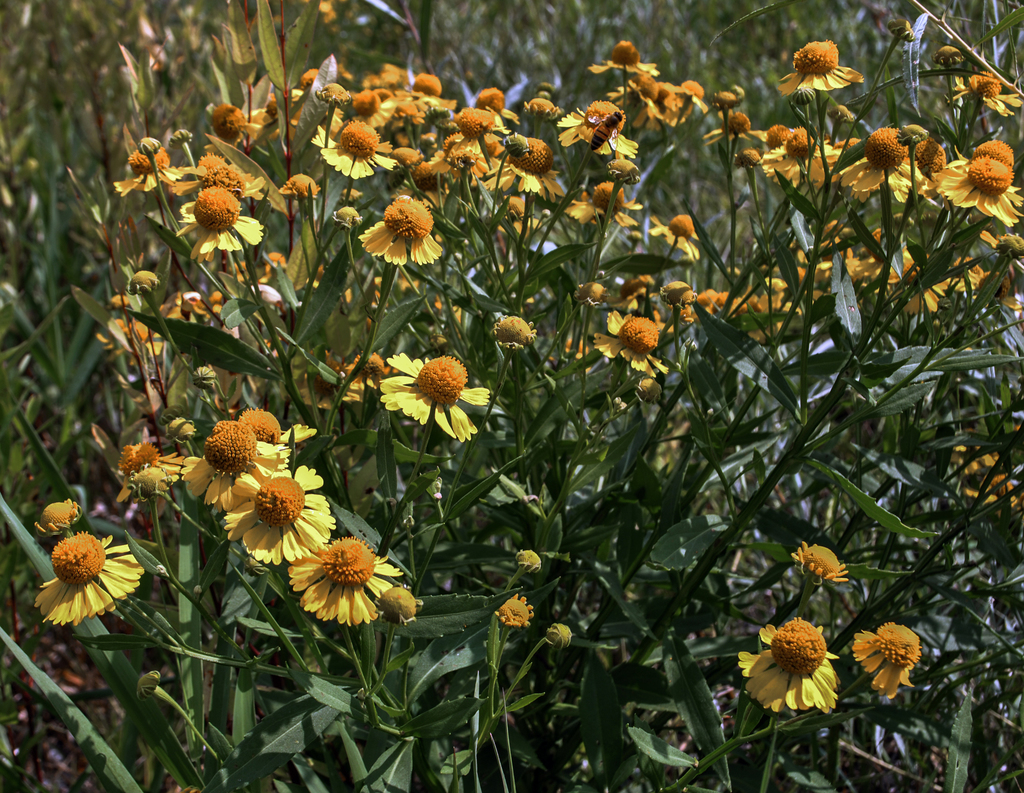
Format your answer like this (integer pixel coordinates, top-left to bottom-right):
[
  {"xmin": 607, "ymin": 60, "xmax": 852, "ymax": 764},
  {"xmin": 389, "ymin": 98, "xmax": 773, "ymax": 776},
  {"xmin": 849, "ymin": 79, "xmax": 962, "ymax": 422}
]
[
  {"xmin": 192, "ymin": 365, "xmax": 217, "ymax": 391},
  {"xmin": 608, "ymin": 159, "xmax": 641, "ymax": 184}
]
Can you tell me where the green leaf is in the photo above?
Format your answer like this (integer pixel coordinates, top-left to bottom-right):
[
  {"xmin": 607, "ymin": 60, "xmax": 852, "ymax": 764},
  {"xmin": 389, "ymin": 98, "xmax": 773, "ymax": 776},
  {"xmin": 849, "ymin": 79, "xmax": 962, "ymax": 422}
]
[
  {"xmin": 854, "ymin": 445, "xmax": 959, "ymax": 501},
  {"xmin": 401, "ymin": 697, "xmax": 481, "ymax": 738},
  {"xmin": 974, "ymin": 7, "xmax": 1024, "ymax": 46},
  {"xmin": 528, "ymin": 242, "xmax": 595, "ymax": 281},
  {"xmin": 388, "ymin": 591, "xmax": 519, "ymax": 638},
  {"xmin": 779, "ymin": 707, "xmax": 872, "ymax": 736},
  {"xmin": 331, "ymin": 503, "xmax": 381, "ymax": 547},
  {"xmin": 651, "ymin": 516, "xmax": 728, "ymax": 570},
  {"xmin": 664, "ymin": 632, "xmax": 729, "ymax": 787},
  {"xmin": 832, "ymin": 252, "xmax": 861, "ymax": 339},
  {"xmin": 682, "ymin": 196, "xmax": 727, "ymax": 277},
  {"xmin": 148, "ymin": 217, "xmax": 195, "ymax": 259},
  {"xmin": 446, "ymin": 456, "xmax": 522, "ymax": 519},
  {"xmin": 76, "ymin": 634, "xmax": 161, "ymax": 651},
  {"xmin": 128, "ymin": 310, "xmax": 281, "ymax": 380},
  {"xmin": 221, "ymin": 298, "xmax": 261, "ymax": 330},
  {"xmin": 781, "ymin": 755, "xmax": 838, "ymax": 792},
  {"xmin": 124, "ymin": 531, "xmax": 165, "ymax": 576},
  {"xmin": 845, "ymin": 563, "xmax": 908, "ymax": 580},
  {"xmin": 711, "ymin": 0, "xmax": 806, "ymax": 43},
  {"xmin": 295, "ymin": 241, "xmax": 349, "ymax": 344},
  {"xmin": 0, "ymin": 626, "xmax": 145, "ymax": 793},
  {"xmin": 580, "ymin": 654, "xmax": 623, "ymax": 789},
  {"xmin": 944, "ymin": 688, "xmax": 973, "ymax": 793},
  {"xmin": 290, "ymin": 670, "xmax": 355, "ymax": 715},
  {"xmin": 696, "ymin": 303, "xmax": 799, "ymax": 418},
  {"xmin": 363, "ymin": 740, "xmax": 414, "ymax": 793},
  {"xmin": 776, "ymin": 174, "xmax": 820, "ymax": 222},
  {"xmin": 591, "ymin": 559, "xmax": 653, "ymax": 637},
  {"xmin": 292, "ymin": 55, "xmax": 337, "ymax": 151},
  {"xmin": 226, "ymin": 0, "xmax": 257, "ymax": 85},
  {"xmin": 284, "ymin": 0, "xmax": 320, "ymax": 89},
  {"xmin": 773, "ymin": 235, "xmax": 801, "ymax": 296},
  {"xmin": 570, "ymin": 425, "xmax": 640, "ymax": 493},
  {"xmin": 804, "ymin": 458, "xmax": 935, "ymax": 538},
  {"xmin": 408, "ymin": 625, "xmax": 488, "ymax": 702},
  {"xmin": 202, "ymin": 695, "xmax": 340, "ymax": 793},
  {"xmin": 256, "ymin": 0, "xmax": 286, "ymax": 90},
  {"xmin": 371, "ymin": 295, "xmax": 426, "ymax": 354},
  {"xmin": 376, "ymin": 419, "xmax": 397, "ymax": 501},
  {"xmin": 627, "ymin": 724, "xmax": 696, "ymax": 768},
  {"xmin": 901, "ymin": 14, "xmax": 929, "ymax": 112}
]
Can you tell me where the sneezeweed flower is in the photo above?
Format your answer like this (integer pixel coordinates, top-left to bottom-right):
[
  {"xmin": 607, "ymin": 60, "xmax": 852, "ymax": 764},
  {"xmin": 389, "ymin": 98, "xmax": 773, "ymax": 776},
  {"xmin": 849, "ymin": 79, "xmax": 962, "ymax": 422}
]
[
  {"xmin": 504, "ymin": 196, "xmax": 534, "ymax": 236},
  {"xmin": 448, "ymin": 107, "xmax": 508, "ymax": 158},
  {"xmin": 359, "ymin": 197, "xmax": 442, "ymax": 266},
  {"xmin": 703, "ymin": 111, "xmax": 764, "ymax": 146},
  {"xmin": 237, "ymin": 408, "xmax": 315, "ymax": 447},
  {"xmin": 36, "ymin": 500, "xmax": 81, "ymax": 537},
  {"xmin": 35, "ymin": 534, "xmax": 143, "ymax": 626},
  {"xmin": 351, "ymin": 89, "xmax": 388, "ymax": 127},
  {"xmin": 493, "ymin": 315, "xmax": 537, "ymax": 350},
  {"xmin": 852, "ymin": 623, "xmax": 923, "ymax": 699},
  {"xmin": 476, "ymin": 86, "xmax": 520, "ymax": 125},
  {"xmin": 594, "ymin": 311, "xmax": 668, "ymax": 375},
  {"xmin": 496, "ymin": 595, "xmax": 534, "ymax": 628},
  {"xmin": 181, "ymin": 420, "xmax": 287, "ymax": 511},
  {"xmin": 935, "ymin": 155, "xmax": 1023, "ymax": 226},
  {"xmin": 778, "ymin": 40, "xmax": 863, "ymax": 96},
  {"xmin": 172, "ymin": 153, "xmax": 265, "ymax": 198},
  {"xmin": 377, "ymin": 586, "xmax": 422, "ymax": 625},
  {"xmin": 211, "ymin": 104, "xmax": 247, "ymax": 143},
  {"xmin": 566, "ymin": 181, "xmax": 643, "ymax": 228},
  {"xmin": 649, "ymin": 214, "xmax": 700, "ymax": 260},
  {"xmin": 116, "ymin": 442, "xmax": 184, "ymax": 503},
  {"xmin": 334, "ymin": 352, "xmax": 392, "ymax": 404},
  {"xmin": 678, "ymin": 80, "xmax": 708, "ymax": 117},
  {"xmin": 245, "ymin": 94, "xmax": 278, "ymax": 139},
  {"xmin": 661, "ymin": 281, "xmax": 696, "ymax": 308},
  {"xmin": 225, "ymin": 466, "xmax": 334, "ymax": 565},
  {"xmin": 486, "ymin": 136, "xmax": 564, "ymax": 200},
  {"xmin": 609, "ymin": 276, "xmax": 654, "ymax": 311},
  {"xmin": 589, "ymin": 40, "xmax": 659, "ymax": 75},
  {"xmin": 280, "ymin": 174, "xmax": 320, "ymax": 199},
  {"xmin": 840, "ymin": 128, "xmax": 912, "ymax": 202},
  {"xmin": 114, "ymin": 146, "xmax": 182, "ymax": 195},
  {"xmin": 380, "ymin": 353, "xmax": 491, "ymax": 442},
  {"xmin": 737, "ymin": 618, "xmax": 839, "ymax": 713},
  {"xmin": 176, "ymin": 187, "xmax": 264, "ymax": 263},
  {"xmin": 317, "ymin": 120, "xmax": 396, "ymax": 178},
  {"xmin": 289, "ymin": 536, "xmax": 402, "ymax": 625},
  {"xmin": 524, "ymin": 97, "xmax": 562, "ymax": 120},
  {"xmin": 791, "ymin": 542, "xmax": 849, "ymax": 583},
  {"xmin": 953, "ymin": 72, "xmax": 1023, "ymax": 117},
  {"xmin": 558, "ymin": 101, "xmax": 638, "ymax": 158},
  {"xmin": 974, "ymin": 140, "xmax": 1014, "ymax": 169}
]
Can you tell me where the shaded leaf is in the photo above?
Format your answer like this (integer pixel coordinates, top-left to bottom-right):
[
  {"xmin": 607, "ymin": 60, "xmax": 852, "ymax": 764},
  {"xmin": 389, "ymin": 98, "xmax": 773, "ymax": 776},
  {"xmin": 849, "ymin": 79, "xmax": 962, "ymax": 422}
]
[{"xmin": 651, "ymin": 516, "xmax": 728, "ymax": 570}]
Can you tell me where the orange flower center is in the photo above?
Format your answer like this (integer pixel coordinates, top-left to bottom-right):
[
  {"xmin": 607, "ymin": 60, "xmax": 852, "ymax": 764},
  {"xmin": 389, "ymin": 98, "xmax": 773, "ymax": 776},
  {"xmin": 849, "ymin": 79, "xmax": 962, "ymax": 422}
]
[
  {"xmin": 204, "ymin": 420, "xmax": 258, "ymax": 474},
  {"xmin": 968, "ymin": 157, "xmax": 1013, "ymax": 196},
  {"xmin": 766, "ymin": 124, "xmax": 792, "ymax": 149},
  {"xmin": 591, "ymin": 181, "xmax": 625, "ymax": 213},
  {"xmin": 618, "ymin": 315, "xmax": 659, "ymax": 354},
  {"xmin": 874, "ymin": 623, "xmax": 922, "ymax": 668},
  {"xmin": 969, "ymin": 73, "xmax": 1002, "ymax": 99},
  {"xmin": 973, "ymin": 140, "xmax": 1014, "ymax": 169},
  {"xmin": 728, "ymin": 112, "xmax": 751, "ymax": 136},
  {"xmin": 412, "ymin": 162, "xmax": 438, "ymax": 192},
  {"xmin": 352, "ymin": 89, "xmax": 382, "ymax": 117},
  {"xmin": 915, "ymin": 138, "xmax": 946, "ymax": 176},
  {"xmin": 359, "ymin": 352, "xmax": 386, "ymax": 379},
  {"xmin": 282, "ymin": 174, "xmax": 317, "ymax": 198},
  {"xmin": 238, "ymin": 409, "xmax": 282, "ymax": 444},
  {"xmin": 864, "ymin": 128, "xmax": 907, "ymax": 171},
  {"xmin": 797, "ymin": 544, "xmax": 844, "ymax": 579},
  {"xmin": 128, "ymin": 149, "xmax": 169, "ymax": 176},
  {"xmin": 52, "ymin": 533, "xmax": 106, "ymax": 585},
  {"xmin": 119, "ymin": 442, "xmax": 160, "ymax": 475},
  {"xmin": 212, "ymin": 104, "xmax": 246, "ymax": 140},
  {"xmin": 456, "ymin": 108, "xmax": 494, "ymax": 138},
  {"xmin": 509, "ymin": 137, "xmax": 554, "ymax": 174},
  {"xmin": 584, "ymin": 101, "xmax": 622, "ymax": 129},
  {"xmin": 785, "ymin": 128, "xmax": 810, "ymax": 159},
  {"xmin": 392, "ymin": 147, "xmax": 424, "ymax": 167},
  {"xmin": 610, "ymin": 40, "xmax": 641, "ymax": 67},
  {"xmin": 416, "ymin": 356, "xmax": 468, "ymax": 405},
  {"xmin": 193, "ymin": 187, "xmax": 242, "ymax": 231},
  {"xmin": 496, "ymin": 595, "xmax": 533, "ymax": 627},
  {"xmin": 254, "ymin": 477, "xmax": 306, "ymax": 526},
  {"xmin": 770, "ymin": 618, "xmax": 827, "ymax": 675},
  {"xmin": 620, "ymin": 276, "xmax": 651, "ymax": 300},
  {"xmin": 320, "ymin": 538, "xmax": 376, "ymax": 586},
  {"xmin": 793, "ymin": 40, "xmax": 840, "ymax": 75},
  {"xmin": 668, "ymin": 214, "xmax": 695, "ymax": 239},
  {"xmin": 476, "ymin": 87, "xmax": 506, "ymax": 113},
  {"xmin": 339, "ymin": 121, "xmax": 380, "ymax": 159},
  {"xmin": 299, "ymin": 68, "xmax": 318, "ymax": 91},
  {"xmin": 634, "ymin": 73, "xmax": 660, "ymax": 100},
  {"xmin": 384, "ymin": 198, "xmax": 434, "ymax": 239},
  {"xmin": 40, "ymin": 500, "xmax": 79, "ymax": 529},
  {"xmin": 412, "ymin": 73, "xmax": 442, "ymax": 96}
]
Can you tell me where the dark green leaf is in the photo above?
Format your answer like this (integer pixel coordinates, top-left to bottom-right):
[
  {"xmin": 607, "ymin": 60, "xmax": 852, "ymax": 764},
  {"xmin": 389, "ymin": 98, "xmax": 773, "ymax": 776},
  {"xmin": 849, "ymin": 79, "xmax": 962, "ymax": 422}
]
[
  {"xmin": 388, "ymin": 591, "xmax": 514, "ymax": 638},
  {"xmin": 773, "ymin": 235, "xmax": 801, "ymax": 295},
  {"xmin": 592, "ymin": 559, "xmax": 653, "ymax": 637},
  {"xmin": 76, "ymin": 634, "xmax": 160, "ymax": 650},
  {"xmin": 834, "ymin": 139, "xmax": 866, "ymax": 174},
  {"xmin": 221, "ymin": 298, "xmax": 261, "ymax": 330},
  {"xmin": 331, "ymin": 503, "xmax": 381, "ymax": 547},
  {"xmin": 283, "ymin": 0, "xmax": 319, "ymax": 88},
  {"xmin": 295, "ymin": 241, "xmax": 349, "ymax": 343},
  {"xmin": 408, "ymin": 625, "xmax": 488, "ymax": 702},
  {"xmin": 651, "ymin": 516, "xmax": 728, "ymax": 570},
  {"xmin": 376, "ymin": 419, "xmax": 397, "ymax": 501},
  {"xmin": 446, "ymin": 456, "xmax": 522, "ymax": 518},
  {"xmin": 944, "ymin": 689, "xmax": 973, "ymax": 793},
  {"xmin": 256, "ymin": 0, "xmax": 285, "ymax": 89},
  {"xmin": 781, "ymin": 755, "xmax": 838, "ymax": 792},
  {"xmin": 363, "ymin": 740, "xmax": 414, "ymax": 793},
  {"xmin": 832, "ymin": 251, "xmax": 861, "ymax": 338},
  {"xmin": 776, "ymin": 175, "xmax": 819, "ymax": 222},
  {"xmin": 290, "ymin": 671, "xmax": 355, "ymax": 716},
  {"xmin": 974, "ymin": 8, "xmax": 1024, "ymax": 46},
  {"xmin": 626, "ymin": 724, "xmax": 696, "ymax": 768},
  {"xmin": 401, "ymin": 697, "xmax": 481, "ymax": 738},
  {"xmin": 580, "ymin": 654, "xmax": 623, "ymax": 789},
  {"xmin": 529, "ymin": 242, "xmax": 594, "ymax": 281},
  {"xmin": 148, "ymin": 217, "xmax": 195, "ymax": 258},
  {"xmin": 711, "ymin": 0, "xmax": 806, "ymax": 43},
  {"xmin": 226, "ymin": 0, "xmax": 257, "ymax": 85},
  {"xmin": 371, "ymin": 296, "xmax": 425, "ymax": 354}
]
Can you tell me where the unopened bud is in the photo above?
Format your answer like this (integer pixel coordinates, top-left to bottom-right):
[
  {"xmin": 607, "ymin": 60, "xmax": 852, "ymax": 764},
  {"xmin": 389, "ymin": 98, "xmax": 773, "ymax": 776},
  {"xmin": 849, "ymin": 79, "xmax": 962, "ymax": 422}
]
[
  {"xmin": 537, "ymin": 81, "xmax": 557, "ymax": 96},
  {"xmin": 575, "ymin": 282, "xmax": 606, "ymax": 306},
  {"xmin": 377, "ymin": 587, "xmax": 422, "ymax": 625},
  {"xmin": 402, "ymin": 515, "xmax": 415, "ymax": 529},
  {"xmin": 128, "ymin": 270, "xmax": 160, "ymax": 295},
  {"xmin": 245, "ymin": 557, "xmax": 267, "ymax": 576},
  {"xmin": 516, "ymin": 549, "xmax": 542, "ymax": 573},
  {"xmin": 504, "ymin": 133, "xmax": 531, "ymax": 158},
  {"xmin": 608, "ymin": 158, "xmax": 640, "ymax": 184},
  {"xmin": 661, "ymin": 280, "xmax": 695, "ymax": 307},
  {"xmin": 711, "ymin": 90, "xmax": 738, "ymax": 111},
  {"xmin": 933, "ymin": 46, "xmax": 964, "ymax": 66},
  {"xmin": 431, "ymin": 477, "xmax": 442, "ymax": 495},
  {"xmin": 790, "ymin": 86, "xmax": 815, "ymax": 106},
  {"xmin": 735, "ymin": 148, "xmax": 762, "ymax": 168},
  {"xmin": 167, "ymin": 417, "xmax": 196, "ymax": 442},
  {"xmin": 193, "ymin": 585, "xmax": 203, "ymax": 598},
  {"xmin": 888, "ymin": 18, "xmax": 915, "ymax": 42},
  {"xmin": 828, "ymin": 104, "xmax": 854, "ymax": 124},
  {"xmin": 493, "ymin": 315, "xmax": 537, "ymax": 349},
  {"xmin": 137, "ymin": 672, "xmax": 161, "ymax": 700},
  {"xmin": 425, "ymin": 106, "xmax": 452, "ymax": 126},
  {"xmin": 429, "ymin": 333, "xmax": 449, "ymax": 354},
  {"xmin": 706, "ymin": 408, "xmax": 714, "ymax": 419},
  {"xmin": 192, "ymin": 365, "xmax": 217, "ymax": 391},
  {"xmin": 317, "ymin": 83, "xmax": 351, "ymax": 105},
  {"xmin": 996, "ymin": 234, "xmax": 1024, "ymax": 258},
  {"xmin": 333, "ymin": 206, "xmax": 362, "ymax": 229},
  {"xmin": 128, "ymin": 468, "xmax": 165, "ymax": 502},
  {"xmin": 729, "ymin": 85, "xmax": 746, "ymax": 103},
  {"xmin": 545, "ymin": 623, "xmax": 573, "ymax": 649},
  {"xmin": 138, "ymin": 137, "xmax": 162, "ymax": 156},
  {"xmin": 898, "ymin": 124, "xmax": 929, "ymax": 146},
  {"xmin": 636, "ymin": 377, "xmax": 662, "ymax": 403},
  {"xmin": 35, "ymin": 499, "xmax": 81, "ymax": 537},
  {"xmin": 169, "ymin": 129, "xmax": 193, "ymax": 148}
]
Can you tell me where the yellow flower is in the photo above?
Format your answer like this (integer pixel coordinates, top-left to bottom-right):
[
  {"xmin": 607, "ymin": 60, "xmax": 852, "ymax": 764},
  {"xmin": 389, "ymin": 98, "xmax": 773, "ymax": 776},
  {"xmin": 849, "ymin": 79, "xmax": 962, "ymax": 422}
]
[
  {"xmin": 558, "ymin": 101, "xmax": 639, "ymax": 159},
  {"xmin": 35, "ymin": 534, "xmax": 143, "ymax": 626},
  {"xmin": 496, "ymin": 595, "xmax": 534, "ymax": 628},
  {"xmin": 116, "ymin": 442, "xmax": 185, "ymax": 503},
  {"xmin": 588, "ymin": 40, "xmax": 659, "ymax": 75},
  {"xmin": 839, "ymin": 128, "xmax": 912, "ymax": 202},
  {"xmin": 649, "ymin": 214, "xmax": 700, "ymax": 260},
  {"xmin": 953, "ymin": 72, "xmax": 1023, "ymax": 116},
  {"xmin": 485, "ymin": 137, "xmax": 564, "ymax": 201},
  {"xmin": 380, "ymin": 353, "xmax": 490, "ymax": 442},
  {"xmin": 566, "ymin": 181, "xmax": 643, "ymax": 228},
  {"xmin": 737, "ymin": 619, "xmax": 839, "ymax": 713},
  {"xmin": 280, "ymin": 174, "xmax": 321, "ymax": 199},
  {"xmin": 176, "ymin": 187, "xmax": 264, "ymax": 263},
  {"xmin": 351, "ymin": 89, "xmax": 388, "ymax": 127},
  {"xmin": 225, "ymin": 466, "xmax": 334, "ymax": 565},
  {"xmin": 594, "ymin": 311, "xmax": 668, "ymax": 376},
  {"xmin": 317, "ymin": 120, "xmax": 396, "ymax": 178},
  {"xmin": 791, "ymin": 542, "xmax": 849, "ymax": 583},
  {"xmin": 244, "ymin": 94, "xmax": 279, "ymax": 140},
  {"xmin": 476, "ymin": 86, "xmax": 520, "ymax": 125},
  {"xmin": 852, "ymin": 623, "xmax": 922, "ymax": 699},
  {"xmin": 35, "ymin": 500, "xmax": 81, "ymax": 537},
  {"xmin": 171, "ymin": 153, "xmax": 265, "ymax": 198},
  {"xmin": 289, "ymin": 536, "xmax": 402, "ymax": 625},
  {"xmin": 973, "ymin": 140, "xmax": 1014, "ymax": 169},
  {"xmin": 934, "ymin": 156, "xmax": 1023, "ymax": 227},
  {"xmin": 237, "ymin": 408, "xmax": 316, "ymax": 447},
  {"xmin": 761, "ymin": 128, "xmax": 839, "ymax": 188},
  {"xmin": 114, "ymin": 147, "xmax": 182, "ymax": 195},
  {"xmin": 359, "ymin": 197, "xmax": 442, "ymax": 266},
  {"xmin": 212, "ymin": 104, "xmax": 247, "ymax": 142},
  {"xmin": 181, "ymin": 420, "xmax": 288, "ymax": 511},
  {"xmin": 703, "ymin": 111, "xmax": 766, "ymax": 146},
  {"xmin": 778, "ymin": 41, "xmax": 863, "ymax": 96}
]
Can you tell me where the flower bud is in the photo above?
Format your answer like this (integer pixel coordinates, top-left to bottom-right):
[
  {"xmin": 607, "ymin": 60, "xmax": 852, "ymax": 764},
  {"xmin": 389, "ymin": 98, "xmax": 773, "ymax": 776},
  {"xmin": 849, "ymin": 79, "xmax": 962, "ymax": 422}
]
[
  {"xmin": 888, "ymin": 18, "xmax": 915, "ymax": 42},
  {"xmin": 933, "ymin": 46, "xmax": 964, "ymax": 66},
  {"xmin": 377, "ymin": 587, "xmax": 422, "ymax": 625},
  {"xmin": 545, "ymin": 623, "xmax": 573, "ymax": 649},
  {"xmin": 729, "ymin": 85, "xmax": 746, "ymax": 103},
  {"xmin": 711, "ymin": 90, "xmax": 738, "ymax": 111},
  {"xmin": 537, "ymin": 81, "xmax": 557, "ymax": 96},
  {"xmin": 790, "ymin": 86, "xmax": 816, "ymax": 106},
  {"xmin": 493, "ymin": 316, "xmax": 537, "ymax": 349},
  {"xmin": 608, "ymin": 158, "xmax": 641, "ymax": 184},
  {"xmin": 735, "ymin": 148, "xmax": 762, "ymax": 168},
  {"xmin": 636, "ymin": 377, "xmax": 662, "ymax": 403},
  {"xmin": 333, "ymin": 206, "xmax": 363, "ymax": 229},
  {"xmin": 166, "ymin": 417, "xmax": 196, "ymax": 442},
  {"xmin": 504, "ymin": 133, "xmax": 531, "ymax": 158},
  {"xmin": 516, "ymin": 549, "xmax": 542, "ymax": 573},
  {"xmin": 429, "ymin": 333, "xmax": 449, "ymax": 354},
  {"xmin": 525, "ymin": 97, "xmax": 561, "ymax": 118},
  {"xmin": 661, "ymin": 280, "xmax": 695, "ymax": 307},
  {"xmin": 997, "ymin": 235, "xmax": 1024, "ymax": 258},
  {"xmin": 425, "ymin": 105, "xmax": 452, "ymax": 126},
  {"xmin": 317, "ymin": 83, "xmax": 351, "ymax": 105},
  {"xmin": 245, "ymin": 556, "xmax": 268, "ymax": 576},
  {"xmin": 192, "ymin": 365, "xmax": 217, "ymax": 391},
  {"xmin": 128, "ymin": 468, "xmax": 165, "ymax": 502},
  {"xmin": 169, "ymin": 129, "xmax": 193, "ymax": 148},
  {"xmin": 898, "ymin": 124, "xmax": 929, "ymax": 146},
  {"xmin": 575, "ymin": 282, "xmax": 606, "ymax": 306},
  {"xmin": 128, "ymin": 270, "xmax": 160, "ymax": 295},
  {"xmin": 35, "ymin": 499, "xmax": 81, "ymax": 537},
  {"xmin": 137, "ymin": 671, "xmax": 161, "ymax": 700},
  {"xmin": 828, "ymin": 104, "xmax": 854, "ymax": 124},
  {"xmin": 138, "ymin": 137, "xmax": 162, "ymax": 156}
]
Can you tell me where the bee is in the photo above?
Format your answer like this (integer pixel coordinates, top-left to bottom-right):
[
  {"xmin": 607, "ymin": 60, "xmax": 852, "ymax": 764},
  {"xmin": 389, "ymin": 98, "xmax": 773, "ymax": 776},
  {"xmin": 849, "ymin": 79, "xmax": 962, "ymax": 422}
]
[{"xmin": 588, "ymin": 110, "xmax": 624, "ymax": 153}]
